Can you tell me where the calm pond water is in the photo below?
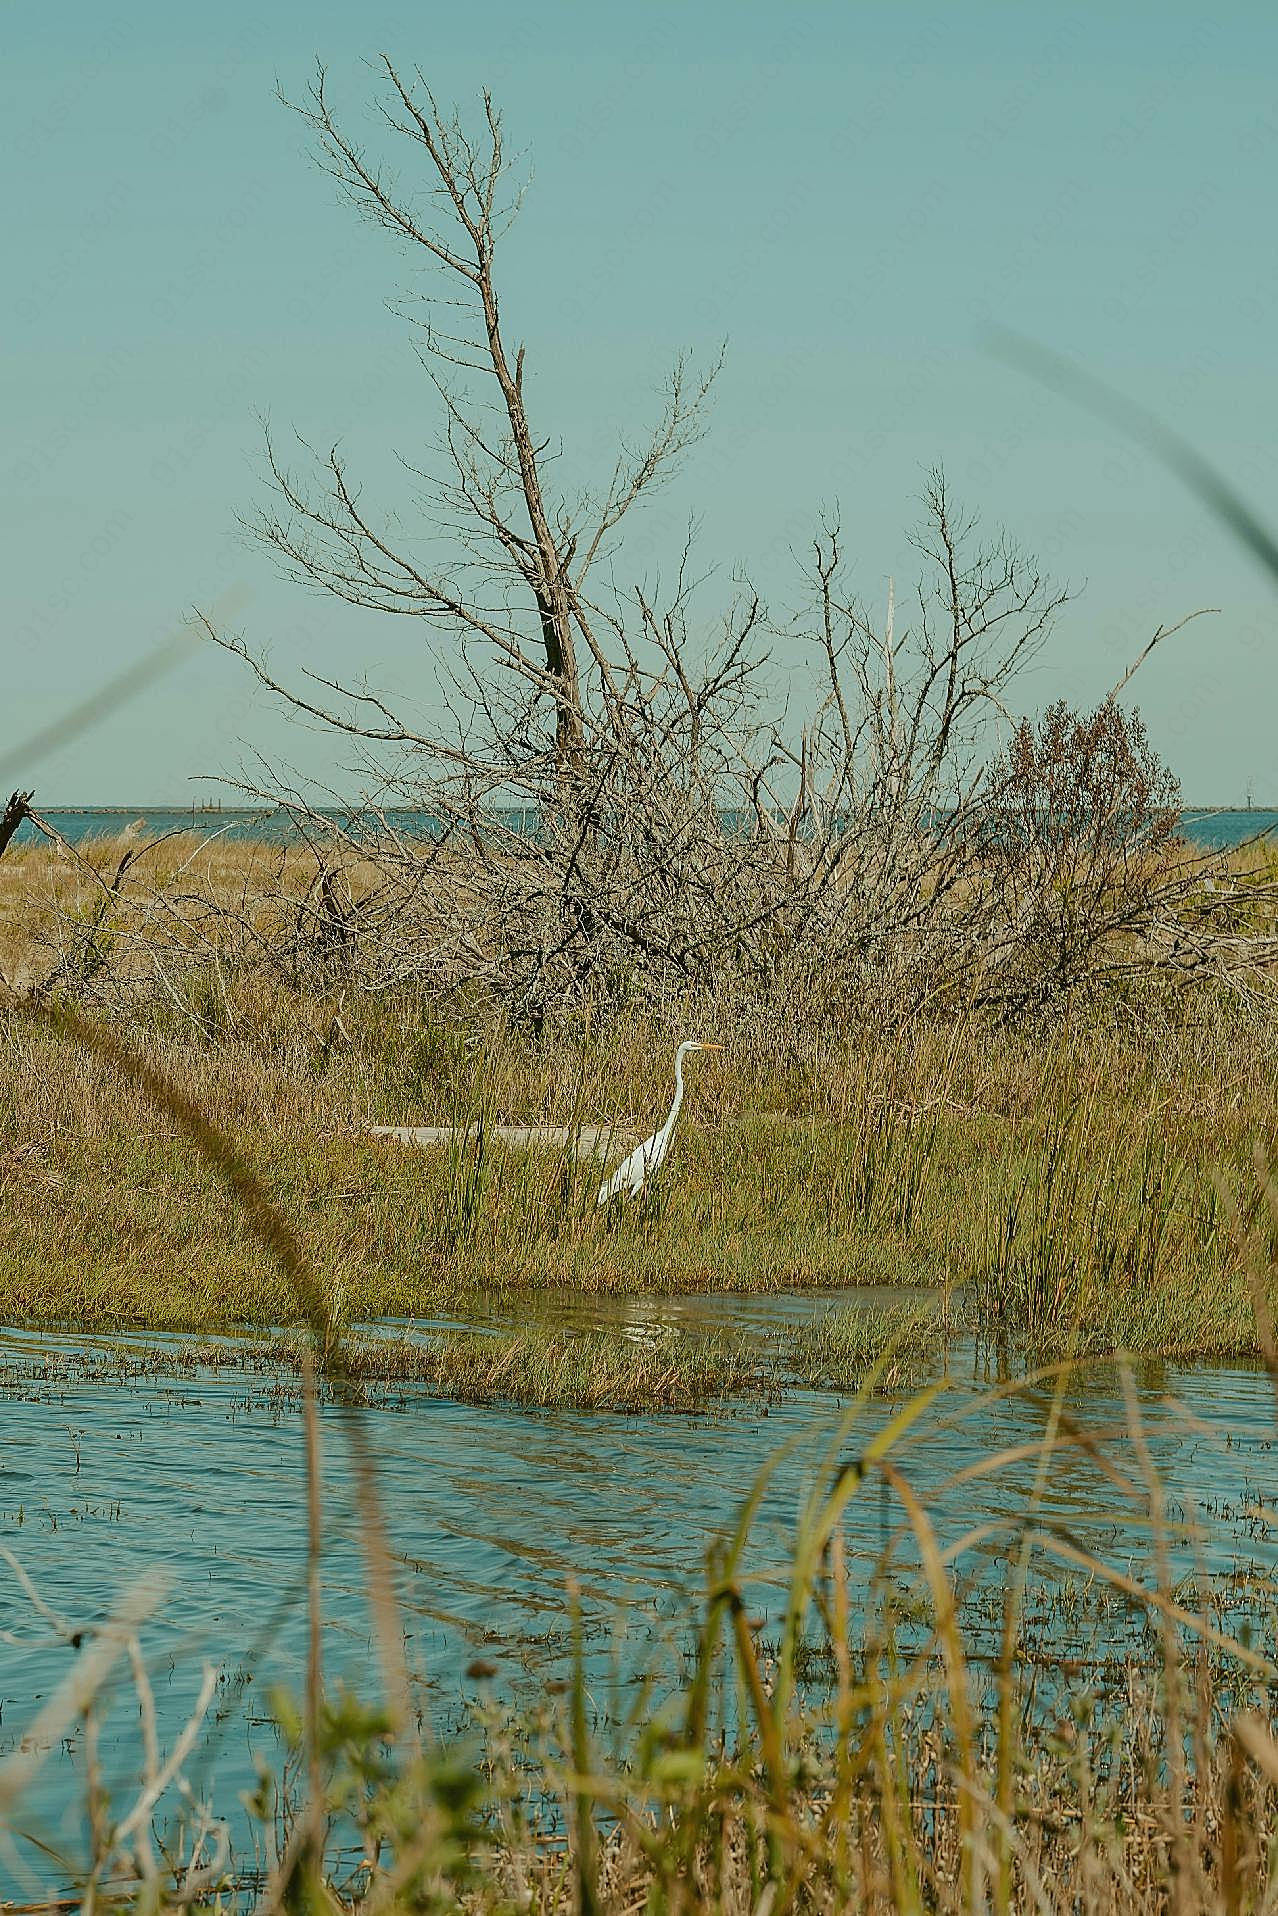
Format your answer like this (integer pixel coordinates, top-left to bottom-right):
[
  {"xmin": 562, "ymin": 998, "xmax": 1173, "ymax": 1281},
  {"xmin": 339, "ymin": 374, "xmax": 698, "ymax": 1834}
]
[{"xmin": 2, "ymin": 1295, "xmax": 1277, "ymax": 1890}]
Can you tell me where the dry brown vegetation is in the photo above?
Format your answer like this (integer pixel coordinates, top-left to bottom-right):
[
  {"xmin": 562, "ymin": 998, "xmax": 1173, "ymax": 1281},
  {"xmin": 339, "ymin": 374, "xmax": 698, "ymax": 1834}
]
[
  {"xmin": 181, "ymin": 59, "xmax": 1266, "ymax": 1029},
  {"xmin": 3, "ymin": 834, "xmax": 1278, "ymax": 1375}
]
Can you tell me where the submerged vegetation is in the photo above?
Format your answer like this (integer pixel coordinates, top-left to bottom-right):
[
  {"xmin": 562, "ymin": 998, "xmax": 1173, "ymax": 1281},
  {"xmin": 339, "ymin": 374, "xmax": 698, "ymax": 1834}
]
[{"xmin": 0, "ymin": 1302, "xmax": 936, "ymax": 1413}]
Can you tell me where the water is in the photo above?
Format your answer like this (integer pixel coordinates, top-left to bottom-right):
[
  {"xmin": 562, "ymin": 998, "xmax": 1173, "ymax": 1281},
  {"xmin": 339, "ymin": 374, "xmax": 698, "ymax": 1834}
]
[
  {"xmin": 6, "ymin": 805, "xmax": 520, "ymax": 849},
  {"xmin": 11, "ymin": 805, "xmax": 1278, "ymax": 852},
  {"xmin": 1181, "ymin": 806, "xmax": 1278, "ymax": 848},
  {"xmin": 2, "ymin": 1301, "xmax": 1276, "ymax": 1890}
]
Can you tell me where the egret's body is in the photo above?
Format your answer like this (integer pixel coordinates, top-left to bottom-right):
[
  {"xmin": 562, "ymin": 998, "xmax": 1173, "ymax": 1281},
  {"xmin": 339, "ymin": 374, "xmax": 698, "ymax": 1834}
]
[{"xmin": 597, "ymin": 1040, "xmax": 719, "ymax": 1204}]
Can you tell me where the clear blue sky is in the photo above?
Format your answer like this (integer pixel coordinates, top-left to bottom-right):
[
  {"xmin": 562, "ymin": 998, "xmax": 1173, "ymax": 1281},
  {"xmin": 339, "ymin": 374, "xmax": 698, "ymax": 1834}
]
[{"xmin": 5, "ymin": 0, "xmax": 1277, "ymax": 805}]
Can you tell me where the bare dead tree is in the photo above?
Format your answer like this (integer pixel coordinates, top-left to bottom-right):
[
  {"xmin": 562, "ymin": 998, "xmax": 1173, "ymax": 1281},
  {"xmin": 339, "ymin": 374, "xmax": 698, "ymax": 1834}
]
[
  {"xmin": 199, "ymin": 479, "xmax": 1079, "ymax": 1022},
  {"xmin": 738, "ymin": 473, "xmax": 1075, "ymax": 1006},
  {"xmin": 177, "ymin": 67, "xmax": 1278, "ymax": 1031},
  {"xmin": 209, "ymin": 57, "xmax": 718, "ymax": 775}
]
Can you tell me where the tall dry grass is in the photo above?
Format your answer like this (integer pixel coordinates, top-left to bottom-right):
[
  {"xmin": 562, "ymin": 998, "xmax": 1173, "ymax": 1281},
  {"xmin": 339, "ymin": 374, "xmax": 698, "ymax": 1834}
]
[
  {"xmin": 4, "ymin": 837, "xmax": 1278, "ymax": 1903},
  {"xmin": 2, "ymin": 851, "xmax": 1278, "ymax": 1365},
  {"xmin": 2, "ymin": 839, "xmax": 1278, "ymax": 1364}
]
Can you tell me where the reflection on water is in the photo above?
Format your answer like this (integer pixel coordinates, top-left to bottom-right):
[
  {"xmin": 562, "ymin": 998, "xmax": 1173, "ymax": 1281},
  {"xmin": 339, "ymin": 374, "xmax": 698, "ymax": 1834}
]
[
  {"xmin": 351, "ymin": 1281, "xmax": 941, "ymax": 1350},
  {"xmin": 453, "ymin": 1282, "xmax": 938, "ymax": 1336},
  {"xmin": 1, "ymin": 1303, "xmax": 1276, "ymax": 1873}
]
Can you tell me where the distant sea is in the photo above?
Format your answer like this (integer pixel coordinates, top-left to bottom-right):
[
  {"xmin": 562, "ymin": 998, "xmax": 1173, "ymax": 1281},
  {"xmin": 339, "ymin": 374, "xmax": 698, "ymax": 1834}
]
[
  {"xmin": 10, "ymin": 805, "xmax": 1278, "ymax": 853},
  {"xmin": 8, "ymin": 805, "xmax": 527, "ymax": 848}
]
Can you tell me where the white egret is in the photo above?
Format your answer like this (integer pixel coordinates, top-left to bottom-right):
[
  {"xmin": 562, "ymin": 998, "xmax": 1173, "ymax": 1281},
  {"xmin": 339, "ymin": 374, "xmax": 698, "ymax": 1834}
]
[{"xmin": 597, "ymin": 1040, "xmax": 721, "ymax": 1204}]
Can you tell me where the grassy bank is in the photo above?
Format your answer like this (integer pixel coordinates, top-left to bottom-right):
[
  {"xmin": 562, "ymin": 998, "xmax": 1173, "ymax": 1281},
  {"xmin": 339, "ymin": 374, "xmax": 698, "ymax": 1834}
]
[{"xmin": 3, "ymin": 836, "xmax": 1278, "ymax": 1369}]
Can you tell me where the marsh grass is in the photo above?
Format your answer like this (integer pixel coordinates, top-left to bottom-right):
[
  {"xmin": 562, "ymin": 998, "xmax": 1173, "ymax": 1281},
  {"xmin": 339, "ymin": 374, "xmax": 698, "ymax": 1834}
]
[
  {"xmin": 12, "ymin": 973, "xmax": 1278, "ymax": 1916},
  {"xmin": 3, "ymin": 873, "xmax": 1277, "ymax": 1362}
]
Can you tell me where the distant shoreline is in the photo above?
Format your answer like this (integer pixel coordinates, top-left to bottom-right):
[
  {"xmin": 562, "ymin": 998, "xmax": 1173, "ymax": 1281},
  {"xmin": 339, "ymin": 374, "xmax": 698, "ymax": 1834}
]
[
  {"xmin": 11, "ymin": 803, "xmax": 1278, "ymax": 856},
  {"xmin": 23, "ymin": 802, "xmax": 1278, "ymax": 816}
]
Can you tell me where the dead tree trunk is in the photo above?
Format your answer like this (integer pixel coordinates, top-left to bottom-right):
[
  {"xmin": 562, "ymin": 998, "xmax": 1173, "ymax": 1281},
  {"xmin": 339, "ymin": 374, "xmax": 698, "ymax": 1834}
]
[{"xmin": 0, "ymin": 790, "xmax": 32, "ymax": 863}]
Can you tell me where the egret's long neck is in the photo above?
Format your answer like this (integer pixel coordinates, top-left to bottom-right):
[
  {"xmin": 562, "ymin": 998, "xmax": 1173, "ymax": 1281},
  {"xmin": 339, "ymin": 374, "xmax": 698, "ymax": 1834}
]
[{"xmin": 660, "ymin": 1048, "xmax": 688, "ymax": 1144}]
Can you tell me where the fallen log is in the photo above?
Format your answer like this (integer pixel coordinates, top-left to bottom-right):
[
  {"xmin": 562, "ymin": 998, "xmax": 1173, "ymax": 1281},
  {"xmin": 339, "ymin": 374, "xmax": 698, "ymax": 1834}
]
[{"xmin": 368, "ymin": 1122, "xmax": 636, "ymax": 1160}]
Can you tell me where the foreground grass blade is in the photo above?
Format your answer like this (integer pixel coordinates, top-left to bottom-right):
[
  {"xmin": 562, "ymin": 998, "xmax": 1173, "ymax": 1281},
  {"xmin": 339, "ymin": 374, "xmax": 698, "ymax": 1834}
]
[
  {"xmin": 992, "ymin": 329, "xmax": 1278, "ymax": 585},
  {"xmin": 0, "ymin": 587, "xmax": 250, "ymax": 788},
  {"xmin": 24, "ymin": 1005, "xmax": 412, "ymax": 1782}
]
